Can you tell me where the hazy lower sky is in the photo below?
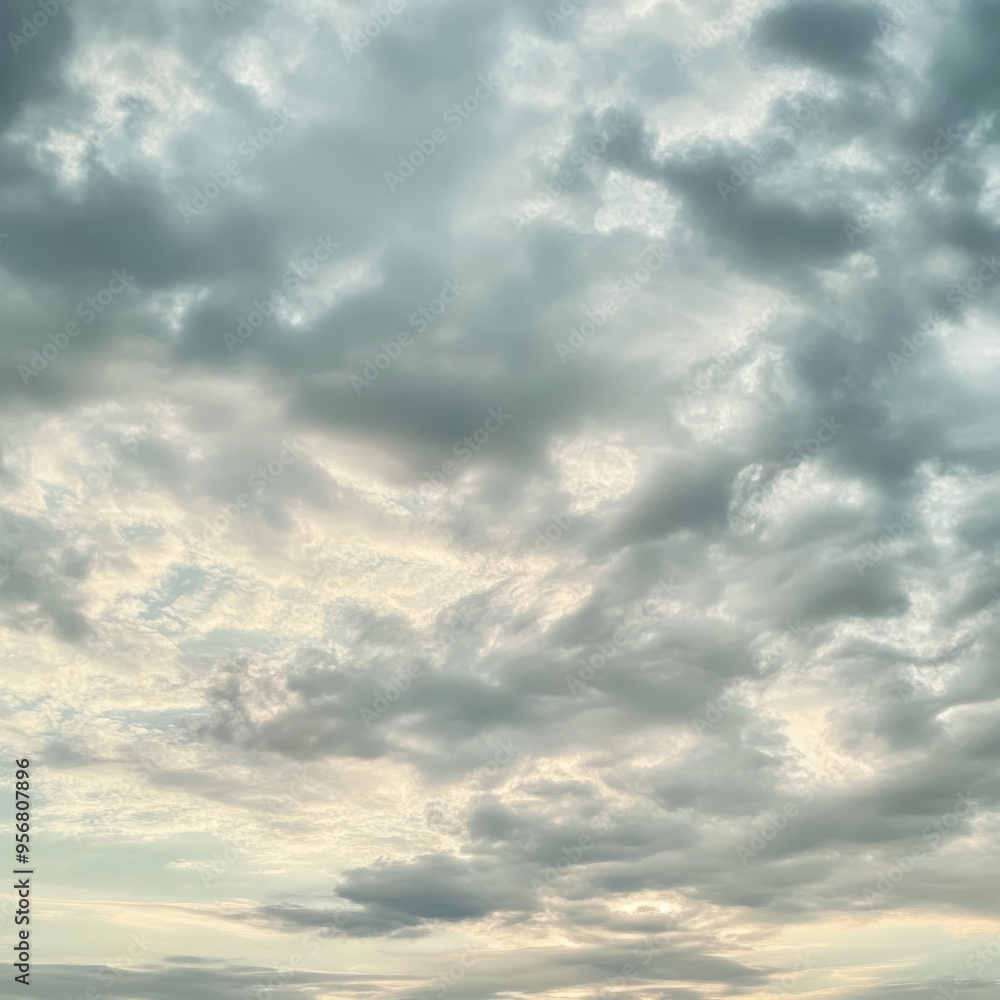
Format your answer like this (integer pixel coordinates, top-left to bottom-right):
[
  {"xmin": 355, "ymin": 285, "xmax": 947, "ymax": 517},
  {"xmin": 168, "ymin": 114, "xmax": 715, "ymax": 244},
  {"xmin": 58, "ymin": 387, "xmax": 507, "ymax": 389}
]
[{"xmin": 3, "ymin": 0, "xmax": 1000, "ymax": 998}]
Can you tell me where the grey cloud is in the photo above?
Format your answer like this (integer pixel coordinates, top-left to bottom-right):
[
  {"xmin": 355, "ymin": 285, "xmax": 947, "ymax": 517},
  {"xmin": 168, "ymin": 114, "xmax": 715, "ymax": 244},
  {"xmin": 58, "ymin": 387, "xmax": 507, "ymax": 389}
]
[
  {"xmin": 753, "ymin": 0, "xmax": 881, "ymax": 74},
  {"xmin": 10, "ymin": 0, "xmax": 1000, "ymax": 996}
]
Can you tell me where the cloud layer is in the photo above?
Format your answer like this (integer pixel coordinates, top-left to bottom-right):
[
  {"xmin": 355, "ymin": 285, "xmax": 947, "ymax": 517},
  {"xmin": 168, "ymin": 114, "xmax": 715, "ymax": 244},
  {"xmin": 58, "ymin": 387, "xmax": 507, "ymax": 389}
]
[{"xmin": 3, "ymin": 0, "xmax": 1000, "ymax": 998}]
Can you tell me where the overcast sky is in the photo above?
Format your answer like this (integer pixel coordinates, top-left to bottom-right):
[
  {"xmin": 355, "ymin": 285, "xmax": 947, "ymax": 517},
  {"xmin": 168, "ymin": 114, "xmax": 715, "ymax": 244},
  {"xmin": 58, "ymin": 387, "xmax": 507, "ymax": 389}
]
[{"xmin": 3, "ymin": 0, "xmax": 1000, "ymax": 998}]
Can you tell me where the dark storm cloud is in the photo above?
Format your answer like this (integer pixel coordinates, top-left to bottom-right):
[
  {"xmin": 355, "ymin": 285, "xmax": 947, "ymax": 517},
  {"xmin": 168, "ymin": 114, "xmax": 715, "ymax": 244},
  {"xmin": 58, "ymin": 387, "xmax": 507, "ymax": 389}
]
[{"xmin": 752, "ymin": 0, "xmax": 881, "ymax": 75}]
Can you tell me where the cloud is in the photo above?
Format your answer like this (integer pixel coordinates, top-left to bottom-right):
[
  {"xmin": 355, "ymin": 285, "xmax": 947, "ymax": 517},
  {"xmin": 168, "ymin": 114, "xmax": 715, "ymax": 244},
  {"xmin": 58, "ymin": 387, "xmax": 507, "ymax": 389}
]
[
  {"xmin": 6, "ymin": 0, "xmax": 1000, "ymax": 998},
  {"xmin": 753, "ymin": 0, "xmax": 881, "ymax": 74}
]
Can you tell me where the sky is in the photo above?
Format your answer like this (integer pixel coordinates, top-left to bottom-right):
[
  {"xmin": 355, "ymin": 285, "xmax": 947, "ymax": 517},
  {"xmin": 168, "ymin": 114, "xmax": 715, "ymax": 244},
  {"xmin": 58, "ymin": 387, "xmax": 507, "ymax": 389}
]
[{"xmin": 2, "ymin": 0, "xmax": 1000, "ymax": 997}]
